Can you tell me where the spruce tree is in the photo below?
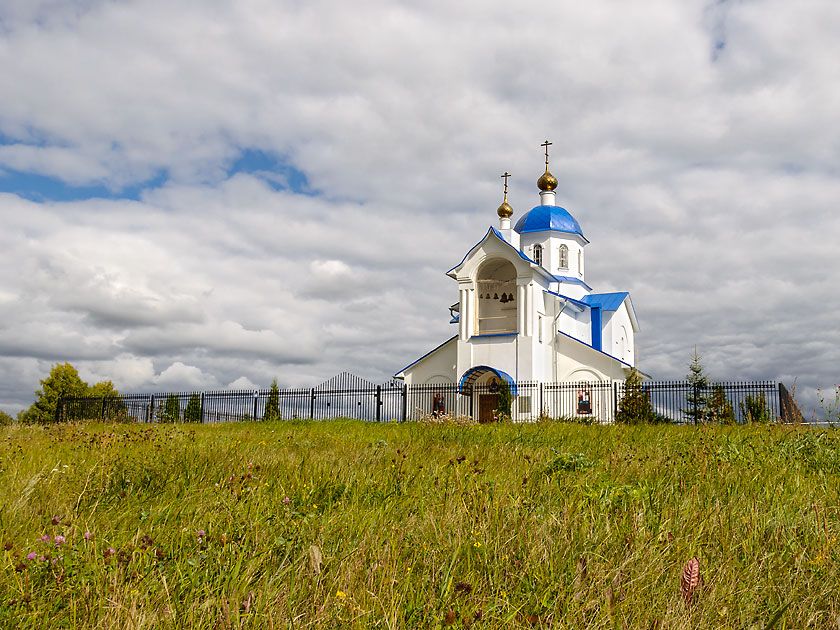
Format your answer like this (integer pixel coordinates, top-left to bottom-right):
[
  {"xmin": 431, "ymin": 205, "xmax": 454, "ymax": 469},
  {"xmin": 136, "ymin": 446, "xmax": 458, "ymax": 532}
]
[
  {"xmin": 616, "ymin": 368, "xmax": 656, "ymax": 424},
  {"xmin": 184, "ymin": 394, "xmax": 202, "ymax": 423},
  {"xmin": 684, "ymin": 347, "xmax": 709, "ymax": 425},
  {"xmin": 264, "ymin": 379, "xmax": 281, "ymax": 421}
]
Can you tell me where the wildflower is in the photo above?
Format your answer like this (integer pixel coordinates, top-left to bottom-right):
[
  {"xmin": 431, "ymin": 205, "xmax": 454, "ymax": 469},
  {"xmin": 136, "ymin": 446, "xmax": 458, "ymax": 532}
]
[
  {"xmin": 104, "ymin": 547, "xmax": 116, "ymax": 559},
  {"xmin": 26, "ymin": 551, "xmax": 37, "ymax": 561},
  {"xmin": 54, "ymin": 535, "xmax": 66, "ymax": 546},
  {"xmin": 336, "ymin": 590, "xmax": 347, "ymax": 599},
  {"xmin": 39, "ymin": 535, "xmax": 51, "ymax": 543},
  {"xmin": 3, "ymin": 542, "xmax": 12, "ymax": 551},
  {"xmin": 51, "ymin": 515, "xmax": 61, "ymax": 526},
  {"xmin": 473, "ymin": 541, "xmax": 482, "ymax": 548},
  {"xmin": 282, "ymin": 496, "xmax": 291, "ymax": 505},
  {"xmin": 196, "ymin": 529, "xmax": 206, "ymax": 541},
  {"xmin": 84, "ymin": 531, "xmax": 92, "ymax": 541}
]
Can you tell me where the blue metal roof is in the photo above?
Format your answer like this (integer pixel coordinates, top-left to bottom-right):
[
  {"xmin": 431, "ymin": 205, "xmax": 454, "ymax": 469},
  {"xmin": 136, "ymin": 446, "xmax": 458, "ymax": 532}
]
[
  {"xmin": 514, "ymin": 205, "xmax": 585, "ymax": 238},
  {"xmin": 581, "ymin": 292, "xmax": 629, "ymax": 312}
]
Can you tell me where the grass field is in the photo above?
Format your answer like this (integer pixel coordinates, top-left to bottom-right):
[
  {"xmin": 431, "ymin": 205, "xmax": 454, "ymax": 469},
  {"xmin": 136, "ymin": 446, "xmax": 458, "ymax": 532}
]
[{"xmin": 1, "ymin": 420, "xmax": 838, "ymax": 628}]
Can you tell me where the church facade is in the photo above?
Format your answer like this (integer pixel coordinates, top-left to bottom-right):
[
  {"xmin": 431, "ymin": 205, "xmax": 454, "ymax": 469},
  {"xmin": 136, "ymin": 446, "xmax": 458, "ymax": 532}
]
[{"xmin": 395, "ymin": 144, "xmax": 640, "ymax": 419}]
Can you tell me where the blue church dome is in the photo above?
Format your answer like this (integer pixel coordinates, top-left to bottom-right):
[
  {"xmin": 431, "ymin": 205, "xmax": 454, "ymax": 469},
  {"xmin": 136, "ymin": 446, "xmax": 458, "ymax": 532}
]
[{"xmin": 514, "ymin": 205, "xmax": 585, "ymax": 237}]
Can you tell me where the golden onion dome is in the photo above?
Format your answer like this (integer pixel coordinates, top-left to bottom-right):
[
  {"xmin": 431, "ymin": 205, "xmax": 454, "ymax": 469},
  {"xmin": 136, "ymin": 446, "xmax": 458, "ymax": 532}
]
[
  {"xmin": 537, "ymin": 169, "xmax": 558, "ymax": 192},
  {"xmin": 497, "ymin": 199, "xmax": 513, "ymax": 218}
]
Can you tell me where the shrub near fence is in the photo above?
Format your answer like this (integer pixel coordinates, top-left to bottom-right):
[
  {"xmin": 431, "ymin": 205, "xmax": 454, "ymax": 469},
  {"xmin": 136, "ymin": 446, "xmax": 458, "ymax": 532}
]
[{"xmin": 56, "ymin": 373, "xmax": 786, "ymax": 425}]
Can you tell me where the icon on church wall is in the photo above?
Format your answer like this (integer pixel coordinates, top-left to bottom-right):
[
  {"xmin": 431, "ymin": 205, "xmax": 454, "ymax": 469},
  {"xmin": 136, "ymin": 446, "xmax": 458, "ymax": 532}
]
[
  {"xmin": 577, "ymin": 388, "xmax": 592, "ymax": 415},
  {"xmin": 432, "ymin": 392, "xmax": 446, "ymax": 418}
]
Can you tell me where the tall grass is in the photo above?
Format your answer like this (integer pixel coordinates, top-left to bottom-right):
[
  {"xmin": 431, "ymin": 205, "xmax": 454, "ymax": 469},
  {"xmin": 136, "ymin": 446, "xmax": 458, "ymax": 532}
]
[{"xmin": 1, "ymin": 420, "xmax": 838, "ymax": 628}]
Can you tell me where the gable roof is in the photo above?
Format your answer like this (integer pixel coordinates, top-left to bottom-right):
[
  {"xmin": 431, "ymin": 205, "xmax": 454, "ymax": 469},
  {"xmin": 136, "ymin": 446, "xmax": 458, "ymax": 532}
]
[{"xmin": 446, "ymin": 226, "xmax": 549, "ymax": 279}]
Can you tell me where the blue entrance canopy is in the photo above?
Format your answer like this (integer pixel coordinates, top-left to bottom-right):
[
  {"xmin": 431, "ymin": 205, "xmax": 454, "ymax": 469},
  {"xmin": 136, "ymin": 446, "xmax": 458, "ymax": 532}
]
[{"xmin": 457, "ymin": 365, "xmax": 518, "ymax": 396}]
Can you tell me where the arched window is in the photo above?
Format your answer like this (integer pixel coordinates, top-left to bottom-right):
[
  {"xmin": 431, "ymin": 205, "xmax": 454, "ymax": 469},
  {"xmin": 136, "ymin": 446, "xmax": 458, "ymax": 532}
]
[
  {"xmin": 558, "ymin": 244, "xmax": 569, "ymax": 270},
  {"xmin": 578, "ymin": 250, "xmax": 583, "ymax": 276},
  {"xmin": 533, "ymin": 244, "xmax": 543, "ymax": 267}
]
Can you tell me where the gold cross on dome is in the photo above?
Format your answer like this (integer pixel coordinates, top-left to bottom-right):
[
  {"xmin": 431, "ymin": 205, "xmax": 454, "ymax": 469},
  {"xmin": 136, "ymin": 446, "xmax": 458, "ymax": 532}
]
[
  {"xmin": 541, "ymin": 140, "xmax": 552, "ymax": 168},
  {"xmin": 500, "ymin": 171, "xmax": 511, "ymax": 198}
]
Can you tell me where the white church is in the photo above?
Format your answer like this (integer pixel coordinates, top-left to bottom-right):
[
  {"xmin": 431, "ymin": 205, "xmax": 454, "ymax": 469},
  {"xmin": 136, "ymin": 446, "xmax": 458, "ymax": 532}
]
[{"xmin": 395, "ymin": 142, "xmax": 640, "ymax": 419}]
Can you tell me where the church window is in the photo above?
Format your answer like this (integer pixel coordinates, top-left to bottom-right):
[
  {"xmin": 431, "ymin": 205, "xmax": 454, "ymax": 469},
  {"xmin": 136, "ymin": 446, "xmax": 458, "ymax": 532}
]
[
  {"xmin": 533, "ymin": 244, "xmax": 543, "ymax": 267},
  {"xmin": 578, "ymin": 250, "xmax": 583, "ymax": 276},
  {"xmin": 558, "ymin": 245, "xmax": 568, "ymax": 270}
]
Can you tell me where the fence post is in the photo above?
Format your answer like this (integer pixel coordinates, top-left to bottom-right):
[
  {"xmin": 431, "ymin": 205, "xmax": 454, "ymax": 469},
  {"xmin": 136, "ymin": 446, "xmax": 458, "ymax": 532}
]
[
  {"xmin": 401, "ymin": 384, "xmax": 407, "ymax": 422},
  {"xmin": 613, "ymin": 381, "xmax": 619, "ymax": 421},
  {"xmin": 199, "ymin": 392, "xmax": 205, "ymax": 424},
  {"xmin": 375, "ymin": 385, "xmax": 382, "ymax": 422},
  {"xmin": 55, "ymin": 397, "xmax": 63, "ymax": 423},
  {"xmin": 253, "ymin": 390, "xmax": 259, "ymax": 421},
  {"xmin": 310, "ymin": 388, "xmax": 315, "ymax": 419},
  {"xmin": 148, "ymin": 395, "xmax": 155, "ymax": 423},
  {"xmin": 100, "ymin": 396, "xmax": 106, "ymax": 420},
  {"xmin": 539, "ymin": 382, "xmax": 544, "ymax": 418}
]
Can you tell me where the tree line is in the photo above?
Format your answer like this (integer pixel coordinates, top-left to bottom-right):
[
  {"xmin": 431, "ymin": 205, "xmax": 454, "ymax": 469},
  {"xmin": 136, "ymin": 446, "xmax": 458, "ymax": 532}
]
[
  {"xmin": 615, "ymin": 348, "xmax": 774, "ymax": 425},
  {"xmin": 0, "ymin": 362, "xmax": 285, "ymax": 425}
]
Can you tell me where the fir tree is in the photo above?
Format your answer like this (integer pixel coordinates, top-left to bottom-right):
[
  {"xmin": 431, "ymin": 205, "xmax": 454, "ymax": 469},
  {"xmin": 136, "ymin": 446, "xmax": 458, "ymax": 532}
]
[
  {"xmin": 707, "ymin": 385, "xmax": 736, "ymax": 424},
  {"xmin": 684, "ymin": 347, "xmax": 709, "ymax": 425},
  {"xmin": 184, "ymin": 394, "xmax": 202, "ymax": 423},
  {"xmin": 264, "ymin": 379, "xmax": 281, "ymax": 421},
  {"xmin": 616, "ymin": 368, "xmax": 657, "ymax": 424}
]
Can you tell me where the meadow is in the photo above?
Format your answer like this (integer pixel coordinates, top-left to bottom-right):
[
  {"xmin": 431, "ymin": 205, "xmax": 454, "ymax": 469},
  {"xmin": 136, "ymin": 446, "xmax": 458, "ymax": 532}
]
[{"xmin": 0, "ymin": 420, "xmax": 838, "ymax": 629}]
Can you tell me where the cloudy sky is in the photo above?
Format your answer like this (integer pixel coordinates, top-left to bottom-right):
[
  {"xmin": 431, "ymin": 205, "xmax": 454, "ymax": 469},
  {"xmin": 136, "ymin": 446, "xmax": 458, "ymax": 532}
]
[{"xmin": 1, "ymin": 0, "xmax": 838, "ymax": 415}]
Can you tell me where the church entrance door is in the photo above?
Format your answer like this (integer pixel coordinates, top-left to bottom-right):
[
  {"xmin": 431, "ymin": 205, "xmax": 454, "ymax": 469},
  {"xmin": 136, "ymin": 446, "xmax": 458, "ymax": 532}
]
[{"xmin": 478, "ymin": 394, "xmax": 499, "ymax": 423}]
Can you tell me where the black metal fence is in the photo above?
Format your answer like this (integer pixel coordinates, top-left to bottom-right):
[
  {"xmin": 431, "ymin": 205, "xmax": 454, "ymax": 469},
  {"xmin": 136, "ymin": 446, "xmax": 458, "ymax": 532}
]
[{"xmin": 57, "ymin": 373, "xmax": 785, "ymax": 425}]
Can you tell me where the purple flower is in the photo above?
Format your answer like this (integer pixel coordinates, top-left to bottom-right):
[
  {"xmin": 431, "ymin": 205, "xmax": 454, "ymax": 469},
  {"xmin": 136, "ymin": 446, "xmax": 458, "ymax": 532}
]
[
  {"xmin": 282, "ymin": 496, "xmax": 291, "ymax": 505},
  {"xmin": 39, "ymin": 535, "xmax": 51, "ymax": 543},
  {"xmin": 104, "ymin": 547, "xmax": 116, "ymax": 559},
  {"xmin": 196, "ymin": 529, "xmax": 206, "ymax": 539},
  {"xmin": 54, "ymin": 535, "xmax": 66, "ymax": 546},
  {"xmin": 84, "ymin": 531, "xmax": 92, "ymax": 541},
  {"xmin": 26, "ymin": 551, "xmax": 37, "ymax": 561}
]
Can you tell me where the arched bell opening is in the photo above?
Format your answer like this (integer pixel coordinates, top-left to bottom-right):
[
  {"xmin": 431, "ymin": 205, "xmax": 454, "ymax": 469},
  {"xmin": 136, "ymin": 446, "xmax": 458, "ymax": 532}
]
[{"xmin": 476, "ymin": 259, "xmax": 517, "ymax": 335}]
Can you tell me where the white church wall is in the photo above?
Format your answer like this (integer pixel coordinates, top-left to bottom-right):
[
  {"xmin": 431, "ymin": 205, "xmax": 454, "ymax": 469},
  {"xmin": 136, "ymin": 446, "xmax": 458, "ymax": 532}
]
[
  {"xmin": 611, "ymin": 302, "xmax": 636, "ymax": 366},
  {"xmin": 555, "ymin": 334, "xmax": 628, "ymax": 382},
  {"xmin": 401, "ymin": 337, "xmax": 457, "ymax": 385},
  {"xmin": 467, "ymin": 334, "xmax": 522, "ymax": 380},
  {"xmin": 550, "ymin": 280, "xmax": 588, "ymax": 301}
]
